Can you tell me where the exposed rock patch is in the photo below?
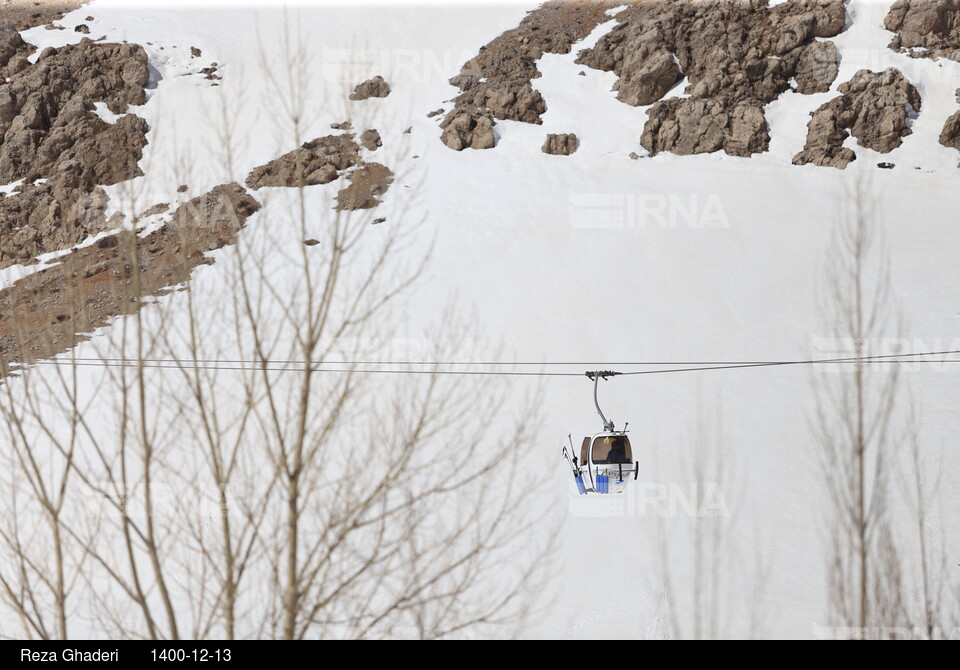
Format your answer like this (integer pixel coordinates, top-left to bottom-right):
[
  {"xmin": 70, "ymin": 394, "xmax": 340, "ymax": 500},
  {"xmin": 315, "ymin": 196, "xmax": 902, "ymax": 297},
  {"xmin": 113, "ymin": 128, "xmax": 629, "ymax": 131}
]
[
  {"xmin": 0, "ymin": 20, "xmax": 30, "ymax": 78},
  {"xmin": 577, "ymin": 0, "xmax": 846, "ymax": 157},
  {"xmin": 541, "ymin": 132, "xmax": 578, "ymax": 155},
  {"xmin": 2, "ymin": 0, "xmax": 88, "ymax": 31},
  {"xmin": 441, "ymin": 0, "xmax": 618, "ymax": 150},
  {"xmin": 642, "ymin": 97, "xmax": 769, "ymax": 157},
  {"xmin": 1, "ymin": 182, "xmax": 117, "ymax": 266},
  {"xmin": 942, "ymin": 114, "xmax": 960, "ymax": 150},
  {"xmin": 360, "ymin": 128, "xmax": 382, "ymax": 151},
  {"xmin": 245, "ymin": 134, "xmax": 360, "ymax": 189},
  {"xmin": 0, "ymin": 38, "xmax": 149, "ymax": 179},
  {"xmin": 200, "ymin": 63, "xmax": 221, "ymax": 81},
  {"xmin": 0, "ymin": 37, "xmax": 151, "ymax": 269},
  {"xmin": 349, "ymin": 75, "xmax": 390, "ymax": 101},
  {"xmin": 885, "ymin": 0, "xmax": 960, "ymax": 60},
  {"xmin": 795, "ymin": 40, "xmax": 839, "ymax": 94},
  {"xmin": 246, "ymin": 130, "xmax": 394, "ymax": 210},
  {"xmin": 793, "ymin": 68, "xmax": 921, "ymax": 169},
  {"xmin": 890, "ymin": 2, "xmax": 960, "ymax": 159},
  {"xmin": 610, "ymin": 50, "xmax": 682, "ymax": 107},
  {"xmin": 939, "ymin": 97, "xmax": 960, "ymax": 154},
  {"xmin": 440, "ymin": 110, "xmax": 497, "ymax": 151},
  {"xmin": 0, "ymin": 17, "xmax": 264, "ymax": 377},
  {"xmin": 335, "ymin": 163, "xmax": 394, "ymax": 211},
  {"xmin": 0, "ymin": 183, "xmax": 261, "ymax": 375},
  {"xmin": 440, "ymin": 1, "xmax": 846, "ymax": 157}
]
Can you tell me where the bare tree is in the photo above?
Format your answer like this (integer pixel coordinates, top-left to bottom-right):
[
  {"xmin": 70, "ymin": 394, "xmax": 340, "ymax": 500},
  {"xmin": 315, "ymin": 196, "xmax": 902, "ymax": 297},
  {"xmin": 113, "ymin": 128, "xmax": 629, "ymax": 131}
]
[
  {"xmin": 655, "ymin": 394, "xmax": 766, "ymax": 640},
  {"xmin": 0, "ymin": 19, "xmax": 553, "ymax": 640},
  {"xmin": 812, "ymin": 180, "xmax": 960, "ymax": 639},
  {"xmin": 814, "ymin": 179, "xmax": 906, "ymax": 636},
  {"xmin": 897, "ymin": 404, "xmax": 959, "ymax": 639}
]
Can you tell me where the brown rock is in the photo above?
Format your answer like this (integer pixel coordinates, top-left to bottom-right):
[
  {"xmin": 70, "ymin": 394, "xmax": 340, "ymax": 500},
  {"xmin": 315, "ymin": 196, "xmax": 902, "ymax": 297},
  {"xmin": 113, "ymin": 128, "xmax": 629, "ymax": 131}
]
[
  {"xmin": 568, "ymin": 0, "xmax": 846, "ymax": 157},
  {"xmin": 0, "ymin": 20, "xmax": 28, "ymax": 68},
  {"xmin": 200, "ymin": 64, "xmax": 221, "ymax": 81},
  {"xmin": 360, "ymin": 128, "xmax": 382, "ymax": 151},
  {"xmin": 541, "ymin": 133, "xmax": 578, "ymax": 155},
  {"xmin": 0, "ymin": 183, "xmax": 262, "ymax": 375},
  {"xmin": 884, "ymin": 0, "xmax": 960, "ymax": 60},
  {"xmin": 939, "ymin": 105, "xmax": 960, "ymax": 151},
  {"xmin": 794, "ymin": 68, "xmax": 921, "ymax": 169},
  {"xmin": 439, "ymin": 109, "xmax": 497, "ymax": 151},
  {"xmin": 349, "ymin": 75, "xmax": 390, "ymax": 101},
  {"xmin": 336, "ymin": 163, "xmax": 394, "ymax": 210},
  {"xmin": 641, "ymin": 97, "xmax": 769, "ymax": 157},
  {"xmin": 245, "ymin": 134, "xmax": 360, "ymax": 189},
  {"xmin": 440, "ymin": 1, "xmax": 617, "ymax": 145},
  {"xmin": 579, "ymin": 0, "xmax": 844, "ymax": 105},
  {"xmin": 616, "ymin": 50, "xmax": 683, "ymax": 107},
  {"xmin": 453, "ymin": 80, "xmax": 546, "ymax": 125},
  {"xmin": 0, "ymin": 39, "xmax": 152, "ymax": 269},
  {"xmin": 795, "ymin": 41, "xmax": 839, "ymax": 94}
]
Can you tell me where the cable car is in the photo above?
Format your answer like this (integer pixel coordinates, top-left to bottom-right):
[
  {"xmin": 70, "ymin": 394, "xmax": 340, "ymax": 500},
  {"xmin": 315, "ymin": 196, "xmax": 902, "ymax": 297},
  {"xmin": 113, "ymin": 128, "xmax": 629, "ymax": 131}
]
[{"xmin": 562, "ymin": 371, "xmax": 638, "ymax": 495}]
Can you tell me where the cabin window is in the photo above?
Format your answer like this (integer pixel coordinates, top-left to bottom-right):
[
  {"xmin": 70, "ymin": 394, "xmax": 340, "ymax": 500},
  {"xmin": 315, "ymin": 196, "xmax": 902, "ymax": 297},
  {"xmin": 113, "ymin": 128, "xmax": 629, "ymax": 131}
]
[{"xmin": 592, "ymin": 435, "xmax": 632, "ymax": 464}]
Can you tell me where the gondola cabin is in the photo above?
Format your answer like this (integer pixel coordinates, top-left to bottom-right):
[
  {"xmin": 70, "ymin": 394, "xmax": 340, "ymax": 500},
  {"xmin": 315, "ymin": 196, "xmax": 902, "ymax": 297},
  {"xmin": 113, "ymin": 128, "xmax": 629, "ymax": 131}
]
[
  {"xmin": 579, "ymin": 432, "xmax": 637, "ymax": 495},
  {"xmin": 561, "ymin": 371, "xmax": 638, "ymax": 496}
]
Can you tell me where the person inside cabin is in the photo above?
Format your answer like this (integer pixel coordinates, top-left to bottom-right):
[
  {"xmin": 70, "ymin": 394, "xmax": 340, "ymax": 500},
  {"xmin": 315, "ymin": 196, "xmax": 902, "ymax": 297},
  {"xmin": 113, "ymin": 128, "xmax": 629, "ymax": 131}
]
[{"xmin": 607, "ymin": 437, "xmax": 627, "ymax": 463}]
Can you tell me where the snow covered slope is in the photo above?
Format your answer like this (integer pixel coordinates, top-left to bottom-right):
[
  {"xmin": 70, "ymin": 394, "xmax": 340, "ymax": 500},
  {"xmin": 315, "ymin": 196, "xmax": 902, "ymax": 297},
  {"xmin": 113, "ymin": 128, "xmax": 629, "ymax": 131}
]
[{"xmin": 4, "ymin": 0, "xmax": 960, "ymax": 639}]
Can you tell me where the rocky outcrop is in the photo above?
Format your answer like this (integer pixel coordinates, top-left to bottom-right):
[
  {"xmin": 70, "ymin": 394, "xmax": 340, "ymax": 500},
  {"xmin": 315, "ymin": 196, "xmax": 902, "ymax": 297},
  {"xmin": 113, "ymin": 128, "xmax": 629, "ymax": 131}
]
[
  {"xmin": 360, "ymin": 128, "xmax": 382, "ymax": 151},
  {"xmin": 335, "ymin": 163, "xmax": 394, "ymax": 211},
  {"xmin": 2, "ymin": 1, "xmax": 86, "ymax": 31},
  {"xmin": 641, "ymin": 97, "xmax": 769, "ymax": 157},
  {"xmin": 441, "ymin": 0, "xmax": 619, "ymax": 149},
  {"xmin": 889, "ymin": 2, "xmax": 960, "ymax": 159},
  {"xmin": 0, "ymin": 38, "xmax": 152, "ymax": 269},
  {"xmin": 245, "ymin": 134, "xmax": 360, "ymax": 189},
  {"xmin": 793, "ymin": 68, "xmax": 921, "ymax": 169},
  {"xmin": 439, "ymin": 109, "xmax": 497, "ymax": 150},
  {"xmin": 449, "ymin": 80, "xmax": 546, "ymax": 126},
  {"xmin": 0, "ymin": 183, "xmax": 262, "ymax": 374},
  {"xmin": 618, "ymin": 51, "xmax": 683, "ymax": 107},
  {"xmin": 940, "ymin": 98, "xmax": 960, "ymax": 151},
  {"xmin": 0, "ymin": 182, "xmax": 114, "ymax": 265},
  {"xmin": 885, "ymin": 0, "xmax": 960, "ymax": 60},
  {"xmin": 541, "ymin": 133, "xmax": 578, "ymax": 155},
  {"xmin": 246, "ymin": 131, "xmax": 393, "ymax": 209},
  {"xmin": 0, "ymin": 39, "xmax": 150, "ymax": 184},
  {"xmin": 0, "ymin": 21, "xmax": 28, "ymax": 75},
  {"xmin": 575, "ymin": 0, "xmax": 845, "ymax": 158},
  {"xmin": 349, "ymin": 75, "xmax": 391, "ymax": 101},
  {"xmin": 579, "ymin": 1, "xmax": 845, "ymax": 104},
  {"xmin": 795, "ymin": 40, "xmax": 840, "ymax": 94},
  {"xmin": 441, "ymin": 0, "xmax": 846, "ymax": 156}
]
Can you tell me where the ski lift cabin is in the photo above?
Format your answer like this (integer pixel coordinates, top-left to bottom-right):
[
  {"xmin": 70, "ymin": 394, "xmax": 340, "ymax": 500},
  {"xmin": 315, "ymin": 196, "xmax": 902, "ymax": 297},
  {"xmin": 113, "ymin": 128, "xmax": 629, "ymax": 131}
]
[
  {"xmin": 561, "ymin": 371, "xmax": 638, "ymax": 495},
  {"xmin": 579, "ymin": 432, "xmax": 635, "ymax": 495}
]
